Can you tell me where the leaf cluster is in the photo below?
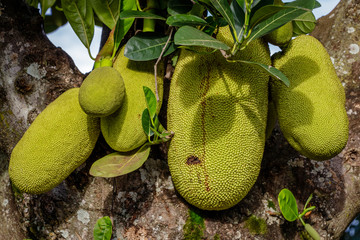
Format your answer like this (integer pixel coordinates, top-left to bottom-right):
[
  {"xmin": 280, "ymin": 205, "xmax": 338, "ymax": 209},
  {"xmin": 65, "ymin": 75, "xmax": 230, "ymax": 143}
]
[
  {"xmin": 278, "ymin": 189, "xmax": 320, "ymax": 240},
  {"xmin": 93, "ymin": 216, "xmax": 112, "ymax": 240},
  {"xmin": 28, "ymin": 0, "xmax": 320, "ymax": 85}
]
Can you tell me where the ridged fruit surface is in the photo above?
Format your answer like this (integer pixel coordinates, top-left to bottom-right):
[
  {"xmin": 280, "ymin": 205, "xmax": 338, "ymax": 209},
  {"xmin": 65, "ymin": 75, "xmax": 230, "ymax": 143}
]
[
  {"xmin": 270, "ymin": 35, "xmax": 348, "ymax": 160},
  {"xmin": 9, "ymin": 88, "xmax": 100, "ymax": 194},
  {"xmin": 101, "ymin": 47, "xmax": 163, "ymax": 152},
  {"xmin": 167, "ymin": 27, "xmax": 271, "ymax": 210},
  {"xmin": 79, "ymin": 66, "xmax": 125, "ymax": 117}
]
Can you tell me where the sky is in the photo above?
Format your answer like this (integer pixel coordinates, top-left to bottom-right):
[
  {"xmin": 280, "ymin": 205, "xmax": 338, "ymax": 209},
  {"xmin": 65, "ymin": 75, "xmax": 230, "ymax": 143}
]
[{"xmin": 47, "ymin": 0, "xmax": 341, "ymax": 74}]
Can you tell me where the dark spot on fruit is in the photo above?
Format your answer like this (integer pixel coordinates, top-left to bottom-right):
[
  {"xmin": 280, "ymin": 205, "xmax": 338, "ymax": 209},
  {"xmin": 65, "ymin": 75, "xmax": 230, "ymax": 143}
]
[{"xmin": 187, "ymin": 155, "xmax": 201, "ymax": 165}]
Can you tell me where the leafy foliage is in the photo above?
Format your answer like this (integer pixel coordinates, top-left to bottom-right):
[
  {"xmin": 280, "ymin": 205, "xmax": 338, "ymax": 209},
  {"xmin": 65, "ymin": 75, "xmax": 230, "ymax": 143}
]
[
  {"xmin": 61, "ymin": 0, "xmax": 94, "ymax": 56},
  {"xmin": 93, "ymin": 216, "xmax": 112, "ymax": 240},
  {"xmin": 278, "ymin": 189, "xmax": 320, "ymax": 239},
  {"xmin": 31, "ymin": 0, "xmax": 321, "ymax": 86},
  {"xmin": 278, "ymin": 188, "xmax": 299, "ymax": 221}
]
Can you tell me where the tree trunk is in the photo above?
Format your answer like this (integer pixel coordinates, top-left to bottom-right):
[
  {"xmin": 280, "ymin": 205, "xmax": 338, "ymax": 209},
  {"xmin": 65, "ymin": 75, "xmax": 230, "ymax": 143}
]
[{"xmin": 0, "ymin": 0, "xmax": 359, "ymax": 239}]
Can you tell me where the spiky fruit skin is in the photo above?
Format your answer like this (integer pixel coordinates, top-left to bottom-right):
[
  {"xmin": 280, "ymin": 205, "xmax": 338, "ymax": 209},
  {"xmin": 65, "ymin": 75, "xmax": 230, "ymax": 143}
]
[
  {"xmin": 101, "ymin": 47, "xmax": 164, "ymax": 152},
  {"xmin": 9, "ymin": 88, "xmax": 100, "ymax": 194},
  {"xmin": 270, "ymin": 35, "xmax": 348, "ymax": 160},
  {"xmin": 264, "ymin": 21, "xmax": 293, "ymax": 47},
  {"xmin": 79, "ymin": 67, "xmax": 125, "ymax": 117},
  {"xmin": 167, "ymin": 27, "xmax": 271, "ymax": 210}
]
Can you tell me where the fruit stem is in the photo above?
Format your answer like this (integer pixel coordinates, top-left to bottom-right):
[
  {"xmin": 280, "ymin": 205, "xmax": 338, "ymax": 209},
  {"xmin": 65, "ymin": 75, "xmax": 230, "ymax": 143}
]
[
  {"xmin": 154, "ymin": 27, "xmax": 174, "ymax": 101},
  {"xmin": 143, "ymin": 0, "xmax": 157, "ymax": 32}
]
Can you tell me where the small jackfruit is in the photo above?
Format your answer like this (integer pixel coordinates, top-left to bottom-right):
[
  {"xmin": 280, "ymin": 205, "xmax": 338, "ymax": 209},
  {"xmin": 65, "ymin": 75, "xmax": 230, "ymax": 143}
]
[
  {"xmin": 79, "ymin": 66, "xmax": 125, "ymax": 117},
  {"xmin": 9, "ymin": 88, "xmax": 100, "ymax": 194},
  {"xmin": 101, "ymin": 47, "xmax": 164, "ymax": 152},
  {"xmin": 167, "ymin": 27, "xmax": 271, "ymax": 210},
  {"xmin": 263, "ymin": 21, "xmax": 293, "ymax": 47},
  {"xmin": 263, "ymin": 0, "xmax": 293, "ymax": 47},
  {"xmin": 270, "ymin": 35, "xmax": 348, "ymax": 160}
]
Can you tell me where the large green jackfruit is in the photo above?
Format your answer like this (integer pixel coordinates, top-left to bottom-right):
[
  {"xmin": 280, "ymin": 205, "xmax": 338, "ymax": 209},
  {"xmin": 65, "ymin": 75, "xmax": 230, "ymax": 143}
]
[
  {"xmin": 270, "ymin": 35, "xmax": 348, "ymax": 160},
  {"xmin": 79, "ymin": 66, "xmax": 125, "ymax": 117},
  {"xmin": 9, "ymin": 88, "xmax": 100, "ymax": 194},
  {"xmin": 167, "ymin": 27, "xmax": 271, "ymax": 210},
  {"xmin": 101, "ymin": 47, "xmax": 164, "ymax": 152}
]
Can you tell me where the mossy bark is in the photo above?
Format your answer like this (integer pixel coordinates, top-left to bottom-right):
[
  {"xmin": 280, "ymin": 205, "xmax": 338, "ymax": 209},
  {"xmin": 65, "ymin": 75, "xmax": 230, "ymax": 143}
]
[{"xmin": 0, "ymin": 0, "xmax": 359, "ymax": 239}]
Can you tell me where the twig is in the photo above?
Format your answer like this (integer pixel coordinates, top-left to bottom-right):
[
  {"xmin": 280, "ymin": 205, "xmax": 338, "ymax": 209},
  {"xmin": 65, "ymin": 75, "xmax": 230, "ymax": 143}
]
[
  {"xmin": 220, "ymin": 49, "xmax": 232, "ymax": 59},
  {"xmin": 154, "ymin": 27, "xmax": 174, "ymax": 102}
]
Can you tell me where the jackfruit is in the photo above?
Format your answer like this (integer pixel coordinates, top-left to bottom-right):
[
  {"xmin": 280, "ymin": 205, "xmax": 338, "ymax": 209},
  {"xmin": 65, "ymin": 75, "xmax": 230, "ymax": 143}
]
[
  {"xmin": 79, "ymin": 66, "xmax": 125, "ymax": 117},
  {"xmin": 9, "ymin": 88, "xmax": 100, "ymax": 194},
  {"xmin": 270, "ymin": 35, "xmax": 348, "ymax": 160},
  {"xmin": 263, "ymin": 0, "xmax": 293, "ymax": 47},
  {"xmin": 263, "ymin": 21, "xmax": 293, "ymax": 47},
  {"xmin": 167, "ymin": 27, "xmax": 271, "ymax": 210},
  {"xmin": 101, "ymin": 47, "xmax": 164, "ymax": 152}
]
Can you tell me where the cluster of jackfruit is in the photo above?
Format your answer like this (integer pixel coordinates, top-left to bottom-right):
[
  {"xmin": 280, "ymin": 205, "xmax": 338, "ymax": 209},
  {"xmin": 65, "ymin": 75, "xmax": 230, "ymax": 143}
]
[
  {"xmin": 9, "ymin": 23, "xmax": 348, "ymax": 212},
  {"xmin": 167, "ymin": 27, "xmax": 348, "ymax": 210},
  {"xmin": 9, "ymin": 46, "xmax": 163, "ymax": 194}
]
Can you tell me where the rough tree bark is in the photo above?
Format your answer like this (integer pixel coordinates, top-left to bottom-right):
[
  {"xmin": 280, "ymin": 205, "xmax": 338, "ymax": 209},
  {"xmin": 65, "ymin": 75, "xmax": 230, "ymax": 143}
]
[{"xmin": 0, "ymin": 0, "xmax": 359, "ymax": 239}]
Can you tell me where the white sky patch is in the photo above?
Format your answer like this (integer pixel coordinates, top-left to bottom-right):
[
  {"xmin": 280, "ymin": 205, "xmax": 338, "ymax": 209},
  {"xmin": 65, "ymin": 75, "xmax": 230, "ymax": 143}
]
[{"xmin": 47, "ymin": 23, "xmax": 102, "ymax": 74}]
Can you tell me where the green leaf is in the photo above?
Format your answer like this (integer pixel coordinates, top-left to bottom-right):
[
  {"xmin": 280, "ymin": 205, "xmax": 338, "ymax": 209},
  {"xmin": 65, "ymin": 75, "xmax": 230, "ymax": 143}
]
[
  {"xmin": 26, "ymin": 0, "xmax": 40, "ymax": 8},
  {"xmin": 247, "ymin": 4, "xmax": 312, "ymax": 43},
  {"xmin": 93, "ymin": 216, "xmax": 112, "ymax": 240},
  {"xmin": 251, "ymin": 0, "xmax": 262, "ymax": 8},
  {"xmin": 202, "ymin": 16, "xmax": 228, "ymax": 36},
  {"xmin": 166, "ymin": 14, "xmax": 207, "ymax": 27},
  {"xmin": 249, "ymin": 5, "xmax": 284, "ymax": 29},
  {"xmin": 292, "ymin": 11, "xmax": 316, "ymax": 36},
  {"xmin": 124, "ymin": 32, "xmax": 176, "ymax": 61},
  {"xmin": 251, "ymin": 0, "xmax": 273, "ymax": 12},
  {"xmin": 304, "ymin": 193, "xmax": 313, "ymax": 210},
  {"xmin": 89, "ymin": 145, "xmax": 151, "ymax": 177},
  {"xmin": 40, "ymin": 0, "xmax": 56, "ymax": 18},
  {"xmin": 143, "ymin": 86, "xmax": 157, "ymax": 119},
  {"xmin": 314, "ymin": 1, "xmax": 321, "ymax": 8},
  {"xmin": 278, "ymin": 189, "xmax": 299, "ymax": 222},
  {"xmin": 167, "ymin": 0, "xmax": 193, "ymax": 15},
  {"xmin": 142, "ymin": 108, "xmax": 154, "ymax": 137},
  {"xmin": 304, "ymin": 224, "xmax": 320, "ymax": 240},
  {"xmin": 209, "ymin": 0, "xmax": 235, "ymax": 35},
  {"xmin": 235, "ymin": 0, "xmax": 245, "ymax": 12},
  {"xmin": 174, "ymin": 26, "xmax": 230, "ymax": 50},
  {"xmin": 233, "ymin": 60, "xmax": 289, "ymax": 87},
  {"xmin": 285, "ymin": 0, "xmax": 316, "ymax": 9},
  {"xmin": 89, "ymin": 0, "xmax": 120, "ymax": 29},
  {"xmin": 44, "ymin": 6, "xmax": 68, "ymax": 33},
  {"xmin": 61, "ymin": 0, "xmax": 94, "ymax": 50},
  {"xmin": 113, "ymin": 0, "xmax": 137, "ymax": 54},
  {"xmin": 120, "ymin": 10, "xmax": 166, "ymax": 20},
  {"xmin": 230, "ymin": 0, "xmax": 245, "ymax": 42}
]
